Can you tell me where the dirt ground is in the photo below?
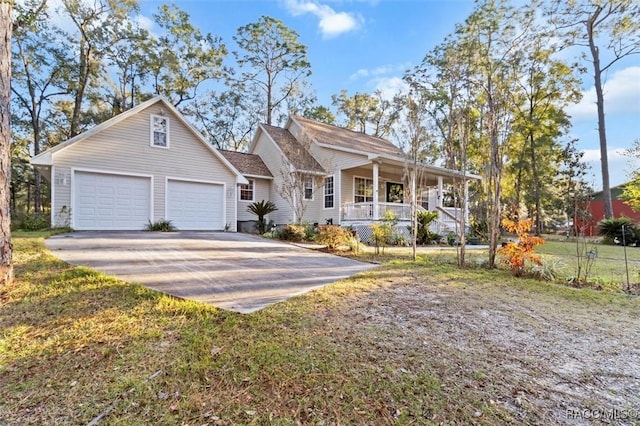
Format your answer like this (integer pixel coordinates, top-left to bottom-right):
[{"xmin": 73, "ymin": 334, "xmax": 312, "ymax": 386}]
[{"xmin": 322, "ymin": 271, "xmax": 640, "ymax": 425}]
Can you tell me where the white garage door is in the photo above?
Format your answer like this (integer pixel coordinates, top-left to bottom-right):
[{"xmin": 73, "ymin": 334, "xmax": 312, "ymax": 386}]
[
  {"xmin": 166, "ymin": 180, "xmax": 224, "ymax": 230},
  {"xmin": 74, "ymin": 171, "xmax": 151, "ymax": 230}
]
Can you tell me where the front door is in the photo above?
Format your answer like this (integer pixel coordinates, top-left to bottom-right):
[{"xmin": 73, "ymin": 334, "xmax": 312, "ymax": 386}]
[{"xmin": 386, "ymin": 182, "xmax": 404, "ymax": 203}]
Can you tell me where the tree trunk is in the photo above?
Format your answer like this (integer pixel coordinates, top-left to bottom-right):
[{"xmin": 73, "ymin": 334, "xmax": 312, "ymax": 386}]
[
  {"xmin": 529, "ymin": 132, "xmax": 542, "ymax": 235},
  {"xmin": 588, "ymin": 8, "xmax": 613, "ymax": 219},
  {"xmin": 70, "ymin": 36, "xmax": 91, "ymax": 137},
  {"xmin": 31, "ymin": 112, "xmax": 42, "ymax": 212},
  {"xmin": 0, "ymin": 0, "xmax": 14, "ymax": 286}
]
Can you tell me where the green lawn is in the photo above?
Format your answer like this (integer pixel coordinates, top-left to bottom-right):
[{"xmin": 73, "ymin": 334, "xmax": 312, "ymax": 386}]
[
  {"xmin": 1, "ymin": 232, "xmax": 639, "ymax": 425},
  {"xmin": 535, "ymin": 239, "xmax": 640, "ymax": 288}
]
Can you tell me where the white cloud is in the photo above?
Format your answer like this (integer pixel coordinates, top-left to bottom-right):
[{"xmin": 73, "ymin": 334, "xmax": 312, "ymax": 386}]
[
  {"xmin": 284, "ymin": 0, "xmax": 362, "ymax": 38},
  {"xmin": 134, "ymin": 14, "xmax": 155, "ymax": 33},
  {"xmin": 568, "ymin": 66, "xmax": 640, "ymax": 120},
  {"xmin": 349, "ymin": 62, "xmax": 412, "ymax": 81},
  {"xmin": 372, "ymin": 76, "xmax": 408, "ymax": 100},
  {"xmin": 581, "ymin": 147, "xmax": 639, "ymax": 189}
]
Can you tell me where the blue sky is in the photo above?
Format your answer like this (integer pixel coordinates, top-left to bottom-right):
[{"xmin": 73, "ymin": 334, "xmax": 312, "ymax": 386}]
[{"xmin": 138, "ymin": 1, "xmax": 639, "ymax": 189}]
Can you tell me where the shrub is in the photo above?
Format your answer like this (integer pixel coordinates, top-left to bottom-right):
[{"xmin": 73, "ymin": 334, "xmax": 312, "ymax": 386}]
[
  {"xmin": 303, "ymin": 223, "xmax": 317, "ymax": 241},
  {"xmin": 315, "ymin": 225, "xmax": 352, "ymax": 251},
  {"xmin": 370, "ymin": 222, "xmax": 393, "ymax": 255},
  {"xmin": 390, "ymin": 231, "xmax": 409, "ymax": 246},
  {"xmin": 279, "ymin": 224, "xmax": 306, "ymax": 241},
  {"xmin": 146, "ymin": 220, "xmax": 176, "ymax": 232},
  {"xmin": 346, "ymin": 234, "xmax": 361, "ymax": 254},
  {"xmin": 12, "ymin": 212, "xmax": 50, "ymax": 231},
  {"xmin": 497, "ymin": 218, "xmax": 545, "ymax": 277},
  {"xmin": 416, "ymin": 210, "xmax": 439, "ymax": 244},
  {"xmin": 597, "ymin": 217, "xmax": 638, "ymax": 246}
]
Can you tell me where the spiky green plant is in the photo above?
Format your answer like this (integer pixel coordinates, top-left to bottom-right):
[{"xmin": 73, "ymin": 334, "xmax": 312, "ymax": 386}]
[{"xmin": 247, "ymin": 200, "xmax": 278, "ymax": 234}]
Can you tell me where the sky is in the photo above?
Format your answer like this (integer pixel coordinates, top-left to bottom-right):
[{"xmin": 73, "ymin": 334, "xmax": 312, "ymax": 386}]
[{"xmin": 125, "ymin": 1, "xmax": 639, "ymax": 189}]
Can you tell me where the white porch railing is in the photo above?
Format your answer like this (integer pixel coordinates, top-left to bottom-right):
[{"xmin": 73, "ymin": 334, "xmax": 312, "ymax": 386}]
[
  {"xmin": 430, "ymin": 207, "xmax": 464, "ymax": 236},
  {"xmin": 342, "ymin": 202, "xmax": 421, "ymax": 221}
]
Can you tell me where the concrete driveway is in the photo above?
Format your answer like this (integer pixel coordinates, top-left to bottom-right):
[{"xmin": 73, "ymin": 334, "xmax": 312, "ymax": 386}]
[{"xmin": 45, "ymin": 231, "xmax": 375, "ymax": 313}]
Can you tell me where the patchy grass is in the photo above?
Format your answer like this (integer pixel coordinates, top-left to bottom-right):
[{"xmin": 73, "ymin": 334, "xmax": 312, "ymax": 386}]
[
  {"xmin": 1, "ymin": 233, "xmax": 639, "ymax": 425},
  {"xmin": 536, "ymin": 240, "xmax": 640, "ymax": 289}
]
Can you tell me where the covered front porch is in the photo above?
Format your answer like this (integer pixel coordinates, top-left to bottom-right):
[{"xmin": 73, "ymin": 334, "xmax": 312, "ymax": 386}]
[{"xmin": 338, "ymin": 156, "xmax": 477, "ymax": 238}]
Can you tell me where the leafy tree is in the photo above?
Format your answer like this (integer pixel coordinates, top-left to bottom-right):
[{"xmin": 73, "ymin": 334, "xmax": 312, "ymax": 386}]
[
  {"xmin": 302, "ymin": 105, "xmax": 335, "ymax": 124},
  {"xmin": 148, "ymin": 4, "xmax": 227, "ymax": 108},
  {"xmin": 59, "ymin": 0, "xmax": 139, "ymax": 137},
  {"xmin": 507, "ymin": 34, "xmax": 582, "ymax": 234},
  {"xmin": 498, "ymin": 218, "xmax": 545, "ymax": 277},
  {"xmin": 104, "ymin": 19, "xmax": 153, "ymax": 112},
  {"xmin": 450, "ymin": 0, "xmax": 527, "ymax": 268},
  {"xmin": 185, "ymin": 87, "xmax": 260, "ymax": 151},
  {"xmin": 233, "ymin": 16, "xmax": 312, "ymax": 126},
  {"xmin": 331, "ymin": 89, "xmax": 400, "ymax": 137},
  {"xmin": 621, "ymin": 139, "xmax": 640, "ymax": 211},
  {"xmin": 557, "ymin": 140, "xmax": 593, "ymax": 235},
  {"xmin": 547, "ymin": 0, "xmax": 640, "ymax": 219},
  {"xmin": 0, "ymin": 0, "xmax": 13, "ymax": 285},
  {"xmin": 408, "ymin": 36, "xmax": 485, "ymax": 266},
  {"xmin": 12, "ymin": 0, "xmax": 71, "ymax": 212},
  {"xmin": 395, "ymin": 87, "xmax": 433, "ymax": 261}
]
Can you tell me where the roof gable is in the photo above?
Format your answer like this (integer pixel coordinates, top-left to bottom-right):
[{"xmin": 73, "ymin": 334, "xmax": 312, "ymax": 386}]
[
  {"xmin": 219, "ymin": 150, "xmax": 272, "ymax": 178},
  {"xmin": 30, "ymin": 96, "xmax": 247, "ymax": 184},
  {"xmin": 260, "ymin": 124, "xmax": 326, "ymax": 174},
  {"xmin": 291, "ymin": 115, "xmax": 405, "ymax": 158}
]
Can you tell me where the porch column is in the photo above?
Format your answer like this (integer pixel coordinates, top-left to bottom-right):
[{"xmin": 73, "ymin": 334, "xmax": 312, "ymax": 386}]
[
  {"xmin": 437, "ymin": 176, "xmax": 444, "ymax": 209},
  {"xmin": 373, "ymin": 161, "xmax": 379, "ymax": 220}
]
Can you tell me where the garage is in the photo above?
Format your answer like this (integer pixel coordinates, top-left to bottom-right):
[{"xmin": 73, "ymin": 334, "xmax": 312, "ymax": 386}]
[
  {"xmin": 73, "ymin": 171, "xmax": 151, "ymax": 230},
  {"xmin": 166, "ymin": 179, "xmax": 225, "ymax": 230}
]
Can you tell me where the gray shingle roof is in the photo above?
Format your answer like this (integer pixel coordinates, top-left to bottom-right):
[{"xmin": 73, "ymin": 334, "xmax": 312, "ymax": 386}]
[
  {"xmin": 261, "ymin": 124, "xmax": 326, "ymax": 173},
  {"xmin": 219, "ymin": 149, "xmax": 272, "ymax": 177},
  {"xmin": 292, "ymin": 115, "xmax": 405, "ymax": 158}
]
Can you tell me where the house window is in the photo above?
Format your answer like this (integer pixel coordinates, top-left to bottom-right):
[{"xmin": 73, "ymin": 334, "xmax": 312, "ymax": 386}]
[
  {"xmin": 151, "ymin": 115, "xmax": 169, "ymax": 148},
  {"xmin": 386, "ymin": 182, "xmax": 404, "ymax": 203},
  {"xmin": 354, "ymin": 177, "xmax": 373, "ymax": 203},
  {"xmin": 240, "ymin": 179, "xmax": 254, "ymax": 201},
  {"xmin": 304, "ymin": 177, "xmax": 314, "ymax": 200},
  {"xmin": 324, "ymin": 176, "xmax": 334, "ymax": 209}
]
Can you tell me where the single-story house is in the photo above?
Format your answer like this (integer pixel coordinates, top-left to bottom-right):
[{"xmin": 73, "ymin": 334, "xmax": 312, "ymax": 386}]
[
  {"xmin": 32, "ymin": 95, "xmax": 478, "ymax": 237},
  {"xmin": 228, "ymin": 114, "xmax": 480, "ymax": 239}
]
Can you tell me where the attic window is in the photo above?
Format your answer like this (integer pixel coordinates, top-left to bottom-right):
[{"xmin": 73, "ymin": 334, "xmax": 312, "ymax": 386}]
[{"xmin": 151, "ymin": 115, "xmax": 169, "ymax": 148}]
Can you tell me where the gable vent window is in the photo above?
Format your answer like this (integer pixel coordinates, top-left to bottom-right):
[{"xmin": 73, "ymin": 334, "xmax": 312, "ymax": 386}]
[{"xmin": 151, "ymin": 115, "xmax": 169, "ymax": 148}]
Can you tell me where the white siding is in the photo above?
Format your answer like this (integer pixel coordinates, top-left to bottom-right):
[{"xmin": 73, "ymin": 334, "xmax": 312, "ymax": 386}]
[
  {"xmin": 237, "ymin": 178, "xmax": 272, "ymax": 221},
  {"xmin": 309, "ymin": 145, "xmax": 369, "ymax": 225},
  {"xmin": 251, "ymin": 134, "xmax": 295, "ymax": 225},
  {"xmin": 51, "ymin": 166, "xmax": 72, "ymax": 227},
  {"xmin": 50, "ymin": 103, "xmax": 238, "ymax": 231}
]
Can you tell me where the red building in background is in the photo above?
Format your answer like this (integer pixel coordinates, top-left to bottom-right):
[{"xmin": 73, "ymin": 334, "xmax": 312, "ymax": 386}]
[{"xmin": 577, "ymin": 183, "xmax": 640, "ymax": 236}]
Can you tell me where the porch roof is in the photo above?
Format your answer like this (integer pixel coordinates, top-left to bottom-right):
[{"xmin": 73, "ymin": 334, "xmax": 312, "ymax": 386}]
[{"xmin": 344, "ymin": 154, "xmax": 481, "ymax": 186}]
